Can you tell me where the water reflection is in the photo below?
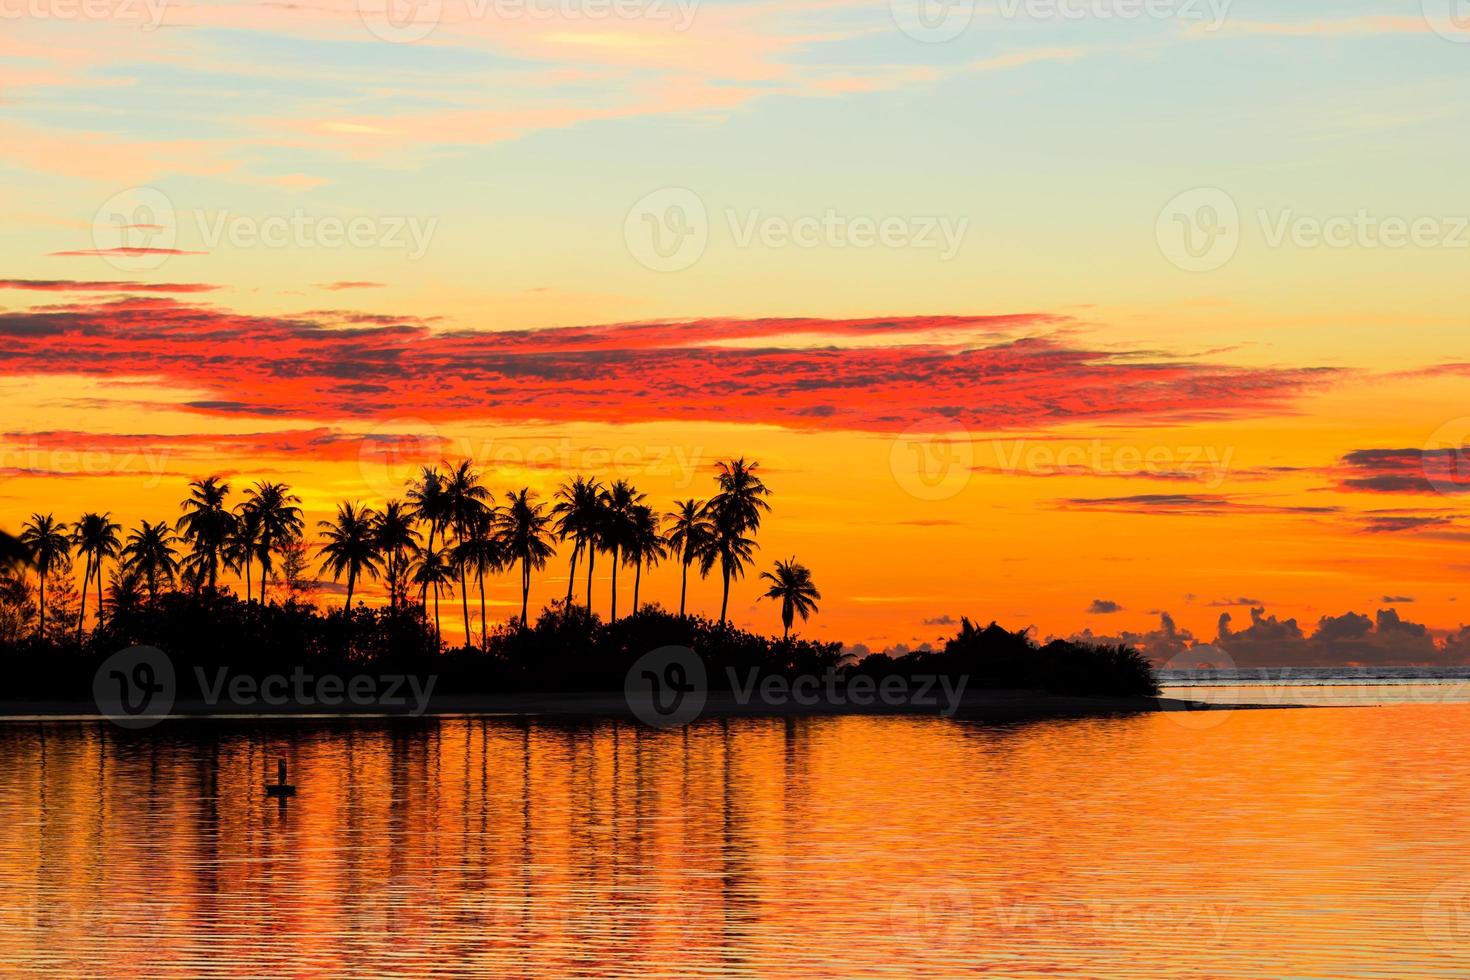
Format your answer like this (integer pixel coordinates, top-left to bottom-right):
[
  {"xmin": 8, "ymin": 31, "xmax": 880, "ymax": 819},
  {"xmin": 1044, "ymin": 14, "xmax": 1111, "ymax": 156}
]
[{"xmin": 1, "ymin": 708, "xmax": 1469, "ymax": 977}]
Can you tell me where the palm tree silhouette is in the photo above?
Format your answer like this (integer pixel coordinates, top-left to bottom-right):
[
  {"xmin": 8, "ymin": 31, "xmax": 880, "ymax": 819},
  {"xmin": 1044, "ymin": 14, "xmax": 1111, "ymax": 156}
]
[
  {"xmin": 121, "ymin": 520, "xmax": 181, "ymax": 606},
  {"xmin": 106, "ymin": 566, "xmax": 145, "ymax": 619},
  {"xmin": 758, "ymin": 557, "xmax": 821, "ymax": 642},
  {"xmin": 225, "ymin": 506, "xmax": 262, "ymax": 603},
  {"xmin": 411, "ymin": 546, "xmax": 453, "ymax": 646},
  {"xmin": 707, "ymin": 458, "xmax": 770, "ymax": 626},
  {"xmin": 19, "ymin": 514, "xmax": 69, "ymax": 639},
  {"xmin": 552, "ymin": 475, "xmax": 602, "ymax": 611},
  {"xmin": 177, "ymin": 476, "xmax": 234, "ymax": 593},
  {"xmin": 663, "ymin": 499, "xmax": 711, "ymax": 619},
  {"xmin": 406, "ymin": 466, "xmax": 450, "ymax": 553},
  {"xmin": 442, "ymin": 460, "xmax": 490, "ymax": 645},
  {"xmin": 499, "ymin": 488, "xmax": 554, "ymax": 628},
  {"xmin": 624, "ymin": 504, "xmax": 665, "ymax": 615},
  {"xmin": 374, "ymin": 500, "xmax": 420, "ymax": 610},
  {"xmin": 453, "ymin": 506, "xmax": 502, "ymax": 648},
  {"xmin": 0, "ymin": 530, "xmax": 27, "ymax": 569},
  {"xmin": 73, "ymin": 512, "xmax": 121, "ymax": 639},
  {"xmin": 239, "ymin": 481, "xmax": 303, "ymax": 603},
  {"xmin": 598, "ymin": 479, "xmax": 643, "ymax": 622},
  {"xmin": 316, "ymin": 502, "xmax": 382, "ymax": 613}
]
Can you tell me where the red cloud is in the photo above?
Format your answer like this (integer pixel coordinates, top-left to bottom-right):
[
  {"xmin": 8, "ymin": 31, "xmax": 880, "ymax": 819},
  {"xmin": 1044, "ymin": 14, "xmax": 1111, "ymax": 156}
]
[
  {"xmin": 0, "ymin": 279, "xmax": 218, "ymax": 293},
  {"xmin": 0, "ymin": 297, "xmax": 1337, "ymax": 434},
  {"xmin": 47, "ymin": 248, "xmax": 208, "ymax": 258},
  {"xmin": 315, "ymin": 281, "xmax": 386, "ymax": 290}
]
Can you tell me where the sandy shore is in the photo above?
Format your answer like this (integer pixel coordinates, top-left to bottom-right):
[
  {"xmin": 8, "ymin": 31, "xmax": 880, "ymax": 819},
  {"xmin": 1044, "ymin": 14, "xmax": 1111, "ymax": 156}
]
[{"xmin": 0, "ymin": 690, "xmax": 1293, "ymax": 723}]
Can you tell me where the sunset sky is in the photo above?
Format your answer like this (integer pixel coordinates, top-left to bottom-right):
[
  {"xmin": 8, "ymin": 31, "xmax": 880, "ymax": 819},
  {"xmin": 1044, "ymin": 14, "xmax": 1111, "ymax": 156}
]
[{"xmin": 2, "ymin": 0, "xmax": 1469, "ymax": 661}]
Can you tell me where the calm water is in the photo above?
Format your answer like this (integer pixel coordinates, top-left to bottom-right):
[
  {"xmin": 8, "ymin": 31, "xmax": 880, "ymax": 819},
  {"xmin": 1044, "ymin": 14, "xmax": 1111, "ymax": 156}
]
[{"xmin": 4, "ymin": 705, "xmax": 1470, "ymax": 977}]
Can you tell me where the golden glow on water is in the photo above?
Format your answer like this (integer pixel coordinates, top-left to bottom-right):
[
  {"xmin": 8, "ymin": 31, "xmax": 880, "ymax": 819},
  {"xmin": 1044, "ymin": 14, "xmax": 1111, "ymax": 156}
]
[{"xmin": 2, "ymin": 709, "xmax": 1470, "ymax": 977}]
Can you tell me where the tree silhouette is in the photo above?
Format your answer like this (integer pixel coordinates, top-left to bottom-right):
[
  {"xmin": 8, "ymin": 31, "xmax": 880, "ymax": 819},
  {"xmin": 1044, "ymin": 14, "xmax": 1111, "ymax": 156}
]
[
  {"xmin": 406, "ymin": 466, "xmax": 450, "ymax": 553},
  {"xmin": 624, "ymin": 504, "xmax": 665, "ymax": 615},
  {"xmin": 411, "ymin": 546, "xmax": 453, "ymax": 647},
  {"xmin": 374, "ymin": 500, "xmax": 420, "ymax": 610},
  {"xmin": 598, "ymin": 480, "xmax": 643, "ymax": 622},
  {"xmin": 663, "ymin": 498, "xmax": 711, "ymax": 619},
  {"xmin": 72, "ymin": 512, "xmax": 121, "ymax": 639},
  {"xmin": 177, "ymin": 476, "xmax": 234, "ymax": 593},
  {"xmin": 707, "ymin": 459, "xmax": 770, "ymax": 626},
  {"xmin": 443, "ymin": 460, "xmax": 490, "ymax": 645},
  {"xmin": 453, "ymin": 506, "xmax": 502, "ymax": 648},
  {"xmin": 498, "ymin": 488, "xmax": 554, "ymax": 628},
  {"xmin": 121, "ymin": 519, "xmax": 181, "ymax": 606},
  {"xmin": 19, "ymin": 514, "xmax": 69, "ymax": 639},
  {"xmin": 552, "ymin": 475, "xmax": 602, "ymax": 612},
  {"xmin": 758, "ymin": 557, "xmax": 821, "ymax": 642},
  {"xmin": 225, "ymin": 506, "xmax": 262, "ymax": 603},
  {"xmin": 239, "ymin": 482, "xmax": 303, "ymax": 603},
  {"xmin": 316, "ymin": 501, "xmax": 382, "ymax": 613}
]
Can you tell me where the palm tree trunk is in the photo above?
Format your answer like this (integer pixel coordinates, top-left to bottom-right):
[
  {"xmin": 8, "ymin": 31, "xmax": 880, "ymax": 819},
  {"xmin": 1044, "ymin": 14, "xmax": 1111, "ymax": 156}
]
[
  {"xmin": 433, "ymin": 588, "xmax": 441, "ymax": 646},
  {"xmin": 609, "ymin": 547, "xmax": 619, "ymax": 622},
  {"xmin": 679, "ymin": 558, "xmax": 689, "ymax": 618},
  {"xmin": 520, "ymin": 556, "xmax": 530, "ymax": 626},
  {"xmin": 260, "ymin": 559, "xmax": 267, "ymax": 605},
  {"xmin": 244, "ymin": 554, "xmax": 252, "ymax": 602},
  {"xmin": 96, "ymin": 559, "xmax": 105, "ymax": 629},
  {"xmin": 719, "ymin": 562, "xmax": 730, "ymax": 627},
  {"xmin": 78, "ymin": 559, "xmax": 90, "ymax": 643},
  {"xmin": 458, "ymin": 539, "xmax": 470, "ymax": 646},
  {"xmin": 345, "ymin": 568, "xmax": 355, "ymax": 614},
  {"xmin": 478, "ymin": 566, "xmax": 487, "ymax": 649},
  {"xmin": 38, "ymin": 568, "xmax": 46, "ymax": 639},
  {"xmin": 564, "ymin": 541, "xmax": 578, "ymax": 608},
  {"xmin": 584, "ymin": 546, "xmax": 595, "ymax": 614},
  {"xmin": 633, "ymin": 560, "xmax": 642, "ymax": 615}
]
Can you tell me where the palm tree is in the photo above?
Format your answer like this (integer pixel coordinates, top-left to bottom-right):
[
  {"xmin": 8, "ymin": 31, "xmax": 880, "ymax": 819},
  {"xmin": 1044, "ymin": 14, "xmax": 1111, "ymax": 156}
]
[
  {"xmin": 176, "ymin": 476, "xmax": 234, "ymax": 592},
  {"xmin": 121, "ymin": 520, "xmax": 181, "ymax": 606},
  {"xmin": 19, "ymin": 514, "xmax": 69, "ymax": 638},
  {"xmin": 411, "ymin": 546, "xmax": 453, "ymax": 647},
  {"xmin": 225, "ymin": 506, "xmax": 262, "ymax": 602},
  {"xmin": 597, "ymin": 480, "xmax": 643, "ymax": 622},
  {"xmin": 406, "ymin": 465, "xmax": 451, "ymax": 553},
  {"xmin": 453, "ymin": 507, "xmax": 502, "ymax": 648},
  {"xmin": 73, "ymin": 512, "xmax": 121, "ymax": 639},
  {"xmin": 707, "ymin": 458, "xmax": 771, "ymax": 626},
  {"xmin": 551, "ymin": 475, "xmax": 603, "ymax": 611},
  {"xmin": 106, "ymin": 566, "xmax": 146, "ymax": 619},
  {"xmin": 374, "ymin": 500, "xmax": 420, "ymax": 610},
  {"xmin": 316, "ymin": 502, "xmax": 383, "ymax": 613},
  {"xmin": 442, "ymin": 460, "xmax": 490, "ymax": 645},
  {"xmin": 498, "ymin": 488, "xmax": 554, "ymax": 628},
  {"xmin": 663, "ymin": 499, "xmax": 712, "ymax": 619},
  {"xmin": 239, "ymin": 481, "xmax": 304, "ymax": 603},
  {"xmin": 759, "ymin": 558, "xmax": 821, "ymax": 642},
  {"xmin": 624, "ymin": 504, "xmax": 665, "ymax": 615}
]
